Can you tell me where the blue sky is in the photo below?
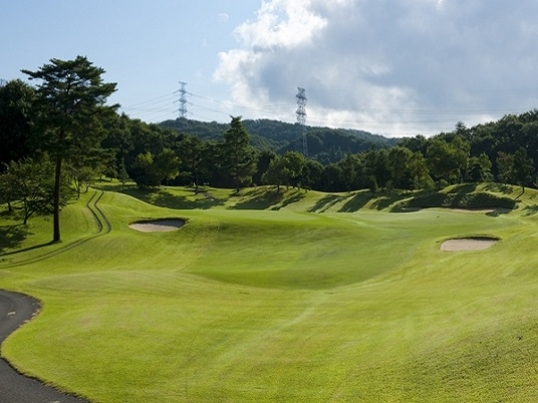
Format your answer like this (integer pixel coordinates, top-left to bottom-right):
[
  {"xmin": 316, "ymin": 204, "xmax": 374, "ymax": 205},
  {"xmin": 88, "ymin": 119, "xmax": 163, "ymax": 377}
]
[
  {"xmin": 3, "ymin": 1, "xmax": 538, "ymax": 137},
  {"xmin": 2, "ymin": 1, "xmax": 259, "ymax": 124}
]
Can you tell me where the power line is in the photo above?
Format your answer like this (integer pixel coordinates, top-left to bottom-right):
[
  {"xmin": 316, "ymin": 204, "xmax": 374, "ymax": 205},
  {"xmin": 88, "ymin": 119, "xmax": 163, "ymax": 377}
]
[
  {"xmin": 122, "ymin": 93, "xmax": 176, "ymax": 109},
  {"xmin": 113, "ymin": 84, "xmax": 538, "ymax": 137}
]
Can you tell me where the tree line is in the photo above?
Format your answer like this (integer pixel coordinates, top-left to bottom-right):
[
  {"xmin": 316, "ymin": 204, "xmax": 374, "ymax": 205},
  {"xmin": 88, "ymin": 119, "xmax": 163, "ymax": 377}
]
[
  {"xmin": 1, "ymin": 56, "xmax": 537, "ymax": 241},
  {"xmin": 160, "ymin": 117, "xmax": 397, "ymax": 163}
]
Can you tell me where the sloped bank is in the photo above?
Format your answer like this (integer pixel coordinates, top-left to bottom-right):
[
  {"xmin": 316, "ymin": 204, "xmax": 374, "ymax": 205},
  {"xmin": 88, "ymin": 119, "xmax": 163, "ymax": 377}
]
[{"xmin": 395, "ymin": 190, "xmax": 516, "ymax": 212}]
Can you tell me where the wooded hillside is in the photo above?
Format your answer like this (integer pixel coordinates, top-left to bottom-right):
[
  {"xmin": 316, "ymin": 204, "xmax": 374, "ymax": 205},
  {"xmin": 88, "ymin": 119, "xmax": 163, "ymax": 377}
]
[{"xmin": 160, "ymin": 117, "xmax": 397, "ymax": 163}]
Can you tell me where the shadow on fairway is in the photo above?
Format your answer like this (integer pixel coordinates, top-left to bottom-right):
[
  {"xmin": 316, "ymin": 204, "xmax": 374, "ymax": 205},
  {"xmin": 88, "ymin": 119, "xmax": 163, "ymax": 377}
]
[
  {"xmin": 120, "ymin": 188, "xmax": 224, "ymax": 210},
  {"xmin": 231, "ymin": 188, "xmax": 306, "ymax": 210},
  {"xmin": 450, "ymin": 183, "xmax": 478, "ymax": 194},
  {"xmin": 486, "ymin": 208, "xmax": 512, "ymax": 217},
  {"xmin": 338, "ymin": 192, "xmax": 372, "ymax": 212},
  {"xmin": 309, "ymin": 194, "xmax": 344, "ymax": 213},
  {"xmin": 279, "ymin": 191, "xmax": 306, "ymax": 209},
  {"xmin": 0, "ymin": 225, "xmax": 34, "ymax": 255},
  {"xmin": 231, "ymin": 188, "xmax": 283, "ymax": 210},
  {"xmin": 483, "ymin": 182, "xmax": 514, "ymax": 195},
  {"xmin": 371, "ymin": 191, "xmax": 420, "ymax": 211},
  {"xmin": 523, "ymin": 204, "xmax": 538, "ymax": 216}
]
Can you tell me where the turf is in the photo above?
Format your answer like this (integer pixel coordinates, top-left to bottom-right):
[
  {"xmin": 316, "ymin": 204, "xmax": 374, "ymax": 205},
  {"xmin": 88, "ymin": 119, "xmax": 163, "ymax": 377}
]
[{"xmin": 1, "ymin": 183, "xmax": 537, "ymax": 402}]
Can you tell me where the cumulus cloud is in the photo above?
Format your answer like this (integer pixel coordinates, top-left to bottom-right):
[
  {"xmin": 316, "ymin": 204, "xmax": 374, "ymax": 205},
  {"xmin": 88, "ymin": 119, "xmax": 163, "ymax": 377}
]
[{"xmin": 214, "ymin": 0, "xmax": 538, "ymax": 136}]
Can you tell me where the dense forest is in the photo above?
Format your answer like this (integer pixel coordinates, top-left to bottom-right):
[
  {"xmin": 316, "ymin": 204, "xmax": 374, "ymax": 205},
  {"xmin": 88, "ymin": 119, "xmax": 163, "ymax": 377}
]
[
  {"xmin": 2, "ymin": 57, "xmax": 538, "ymax": 235},
  {"xmin": 160, "ymin": 117, "xmax": 397, "ymax": 163}
]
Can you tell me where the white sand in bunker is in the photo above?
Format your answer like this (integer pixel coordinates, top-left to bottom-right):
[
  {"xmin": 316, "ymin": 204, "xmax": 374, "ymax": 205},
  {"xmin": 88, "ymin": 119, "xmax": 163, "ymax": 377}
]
[
  {"xmin": 447, "ymin": 208, "xmax": 497, "ymax": 214},
  {"xmin": 441, "ymin": 238, "xmax": 498, "ymax": 251},
  {"xmin": 129, "ymin": 219, "xmax": 185, "ymax": 232}
]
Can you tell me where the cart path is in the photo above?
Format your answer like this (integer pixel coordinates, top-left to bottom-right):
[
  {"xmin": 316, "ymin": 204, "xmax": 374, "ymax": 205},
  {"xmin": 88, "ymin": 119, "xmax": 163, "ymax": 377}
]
[{"xmin": 0, "ymin": 290, "xmax": 89, "ymax": 403}]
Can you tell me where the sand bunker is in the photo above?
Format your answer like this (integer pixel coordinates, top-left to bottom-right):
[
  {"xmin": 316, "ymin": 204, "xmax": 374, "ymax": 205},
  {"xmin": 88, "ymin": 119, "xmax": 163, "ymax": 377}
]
[
  {"xmin": 447, "ymin": 208, "xmax": 497, "ymax": 214},
  {"xmin": 441, "ymin": 237, "xmax": 498, "ymax": 251},
  {"xmin": 129, "ymin": 219, "xmax": 185, "ymax": 232}
]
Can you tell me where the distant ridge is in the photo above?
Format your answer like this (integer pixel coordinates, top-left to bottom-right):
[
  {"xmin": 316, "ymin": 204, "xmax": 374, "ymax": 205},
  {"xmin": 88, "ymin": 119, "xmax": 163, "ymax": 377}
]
[{"xmin": 160, "ymin": 117, "xmax": 398, "ymax": 163}]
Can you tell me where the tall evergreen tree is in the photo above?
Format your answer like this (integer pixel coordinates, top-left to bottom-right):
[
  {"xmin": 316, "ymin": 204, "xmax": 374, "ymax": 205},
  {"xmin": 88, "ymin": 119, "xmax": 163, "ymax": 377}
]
[
  {"xmin": 222, "ymin": 116, "xmax": 256, "ymax": 193},
  {"xmin": 22, "ymin": 56, "xmax": 117, "ymax": 242}
]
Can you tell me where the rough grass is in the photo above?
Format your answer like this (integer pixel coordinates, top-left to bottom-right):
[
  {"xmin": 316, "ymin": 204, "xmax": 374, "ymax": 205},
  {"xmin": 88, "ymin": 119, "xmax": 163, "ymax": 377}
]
[{"xmin": 1, "ymin": 183, "xmax": 537, "ymax": 402}]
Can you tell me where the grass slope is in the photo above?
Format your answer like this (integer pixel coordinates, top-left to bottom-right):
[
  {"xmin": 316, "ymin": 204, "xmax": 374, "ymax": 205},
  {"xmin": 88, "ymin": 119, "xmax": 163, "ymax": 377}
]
[{"xmin": 1, "ymin": 183, "xmax": 538, "ymax": 402}]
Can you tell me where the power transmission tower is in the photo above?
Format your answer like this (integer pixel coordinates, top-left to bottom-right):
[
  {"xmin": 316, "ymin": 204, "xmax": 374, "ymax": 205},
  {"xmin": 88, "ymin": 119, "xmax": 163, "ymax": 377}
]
[
  {"xmin": 296, "ymin": 87, "xmax": 308, "ymax": 157},
  {"xmin": 0, "ymin": 78, "xmax": 6, "ymax": 87},
  {"xmin": 178, "ymin": 81, "xmax": 188, "ymax": 118}
]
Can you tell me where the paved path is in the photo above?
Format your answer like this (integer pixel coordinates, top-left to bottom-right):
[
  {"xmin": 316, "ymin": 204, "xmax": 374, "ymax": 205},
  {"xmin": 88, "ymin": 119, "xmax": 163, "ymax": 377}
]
[{"xmin": 0, "ymin": 290, "xmax": 89, "ymax": 403}]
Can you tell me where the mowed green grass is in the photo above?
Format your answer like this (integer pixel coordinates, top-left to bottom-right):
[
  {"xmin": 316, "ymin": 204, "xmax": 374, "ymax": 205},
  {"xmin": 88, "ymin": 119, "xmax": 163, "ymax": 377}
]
[{"xmin": 1, "ymin": 184, "xmax": 538, "ymax": 402}]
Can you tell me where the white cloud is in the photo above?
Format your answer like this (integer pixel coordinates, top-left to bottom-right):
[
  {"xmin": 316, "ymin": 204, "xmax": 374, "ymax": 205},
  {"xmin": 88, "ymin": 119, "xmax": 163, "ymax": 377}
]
[
  {"xmin": 214, "ymin": 0, "xmax": 538, "ymax": 136},
  {"xmin": 233, "ymin": 0, "xmax": 328, "ymax": 49}
]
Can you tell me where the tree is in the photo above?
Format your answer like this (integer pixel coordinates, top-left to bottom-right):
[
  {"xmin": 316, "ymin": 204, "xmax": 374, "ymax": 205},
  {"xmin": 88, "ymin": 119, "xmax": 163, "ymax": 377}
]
[
  {"xmin": 495, "ymin": 148, "xmax": 533, "ymax": 192},
  {"xmin": 69, "ymin": 165, "xmax": 96, "ymax": 199},
  {"xmin": 426, "ymin": 137, "xmax": 469, "ymax": 185},
  {"xmin": 252, "ymin": 150, "xmax": 276, "ymax": 187},
  {"xmin": 154, "ymin": 148, "xmax": 181, "ymax": 186},
  {"xmin": 177, "ymin": 135, "xmax": 207, "ymax": 193},
  {"xmin": 399, "ymin": 134, "xmax": 428, "ymax": 155},
  {"xmin": 0, "ymin": 80, "xmax": 35, "ymax": 169},
  {"xmin": 466, "ymin": 153, "xmax": 493, "ymax": 183},
  {"xmin": 131, "ymin": 149, "xmax": 181, "ymax": 188},
  {"xmin": 22, "ymin": 56, "xmax": 117, "ymax": 242},
  {"xmin": 513, "ymin": 148, "xmax": 534, "ymax": 193},
  {"xmin": 132, "ymin": 151, "xmax": 157, "ymax": 187},
  {"xmin": 496, "ymin": 152, "xmax": 514, "ymax": 183},
  {"xmin": 1, "ymin": 157, "xmax": 67, "ymax": 225},
  {"xmin": 387, "ymin": 146, "xmax": 413, "ymax": 189},
  {"xmin": 319, "ymin": 163, "xmax": 344, "ymax": 192},
  {"xmin": 338, "ymin": 153, "xmax": 363, "ymax": 191},
  {"xmin": 408, "ymin": 152, "xmax": 433, "ymax": 190},
  {"xmin": 262, "ymin": 156, "xmax": 286, "ymax": 193},
  {"xmin": 280, "ymin": 151, "xmax": 306, "ymax": 189},
  {"xmin": 222, "ymin": 116, "xmax": 257, "ymax": 192},
  {"xmin": 0, "ymin": 168, "xmax": 17, "ymax": 212},
  {"xmin": 301, "ymin": 159, "xmax": 323, "ymax": 191},
  {"xmin": 363, "ymin": 148, "xmax": 390, "ymax": 190}
]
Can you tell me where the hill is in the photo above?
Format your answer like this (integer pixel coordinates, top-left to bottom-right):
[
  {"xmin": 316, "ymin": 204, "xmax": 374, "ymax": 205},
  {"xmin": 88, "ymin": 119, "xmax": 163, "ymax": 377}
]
[
  {"xmin": 159, "ymin": 117, "xmax": 398, "ymax": 163},
  {"xmin": 2, "ymin": 183, "xmax": 538, "ymax": 401}
]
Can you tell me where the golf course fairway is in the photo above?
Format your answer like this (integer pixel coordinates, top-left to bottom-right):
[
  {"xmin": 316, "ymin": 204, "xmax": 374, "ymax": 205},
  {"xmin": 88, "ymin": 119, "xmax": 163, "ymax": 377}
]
[{"xmin": 1, "ymin": 184, "xmax": 538, "ymax": 402}]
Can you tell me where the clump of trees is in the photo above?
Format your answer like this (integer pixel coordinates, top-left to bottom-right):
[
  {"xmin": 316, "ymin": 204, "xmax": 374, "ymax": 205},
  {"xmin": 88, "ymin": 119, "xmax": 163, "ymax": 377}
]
[
  {"xmin": 3, "ymin": 57, "xmax": 538, "ymax": 241},
  {"xmin": 1, "ymin": 56, "xmax": 116, "ymax": 242}
]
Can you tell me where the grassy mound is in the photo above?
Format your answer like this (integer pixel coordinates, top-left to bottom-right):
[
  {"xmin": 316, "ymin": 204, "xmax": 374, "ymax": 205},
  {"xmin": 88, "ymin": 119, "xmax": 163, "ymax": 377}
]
[
  {"xmin": 400, "ymin": 191, "xmax": 516, "ymax": 210},
  {"xmin": 394, "ymin": 184, "xmax": 517, "ymax": 211}
]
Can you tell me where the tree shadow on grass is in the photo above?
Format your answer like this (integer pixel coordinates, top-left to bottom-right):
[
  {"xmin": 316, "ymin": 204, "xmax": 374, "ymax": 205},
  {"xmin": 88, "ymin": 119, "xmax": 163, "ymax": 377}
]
[
  {"xmin": 231, "ymin": 188, "xmax": 306, "ymax": 210},
  {"xmin": 483, "ymin": 182, "xmax": 514, "ymax": 195},
  {"xmin": 308, "ymin": 194, "xmax": 345, "ymax": 213},
  {"xmin": 486, "ymin": 208, "xmax": 512, "ymax": 217},
  {"xmin": 522, "ymin": 204, "xmax": 538, "ymax": 216},
  {"xmin": 231, "ymin": 188, "xmax": 283, "ymax": 210},
  {"xmin": 120, "ymin": 188, "xmax": 224, "ymax": 210},
  {"xmin": 338, "ymin": 192, "xmax": 373, "ymax": 212},
  {"xmin": 450, "ymin": 183, "xmax": 478, "ymax": 194},
  {"xmin": 371, "ymin": 193, "xmax": 411, "ymax": 211},
  {"xmin": 279, "ymin": 190, "xmax": 306, "ymax": 209},
  {"xmin": 0, "ymin": 225, "xmax": 33, "ymax": 255}
]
